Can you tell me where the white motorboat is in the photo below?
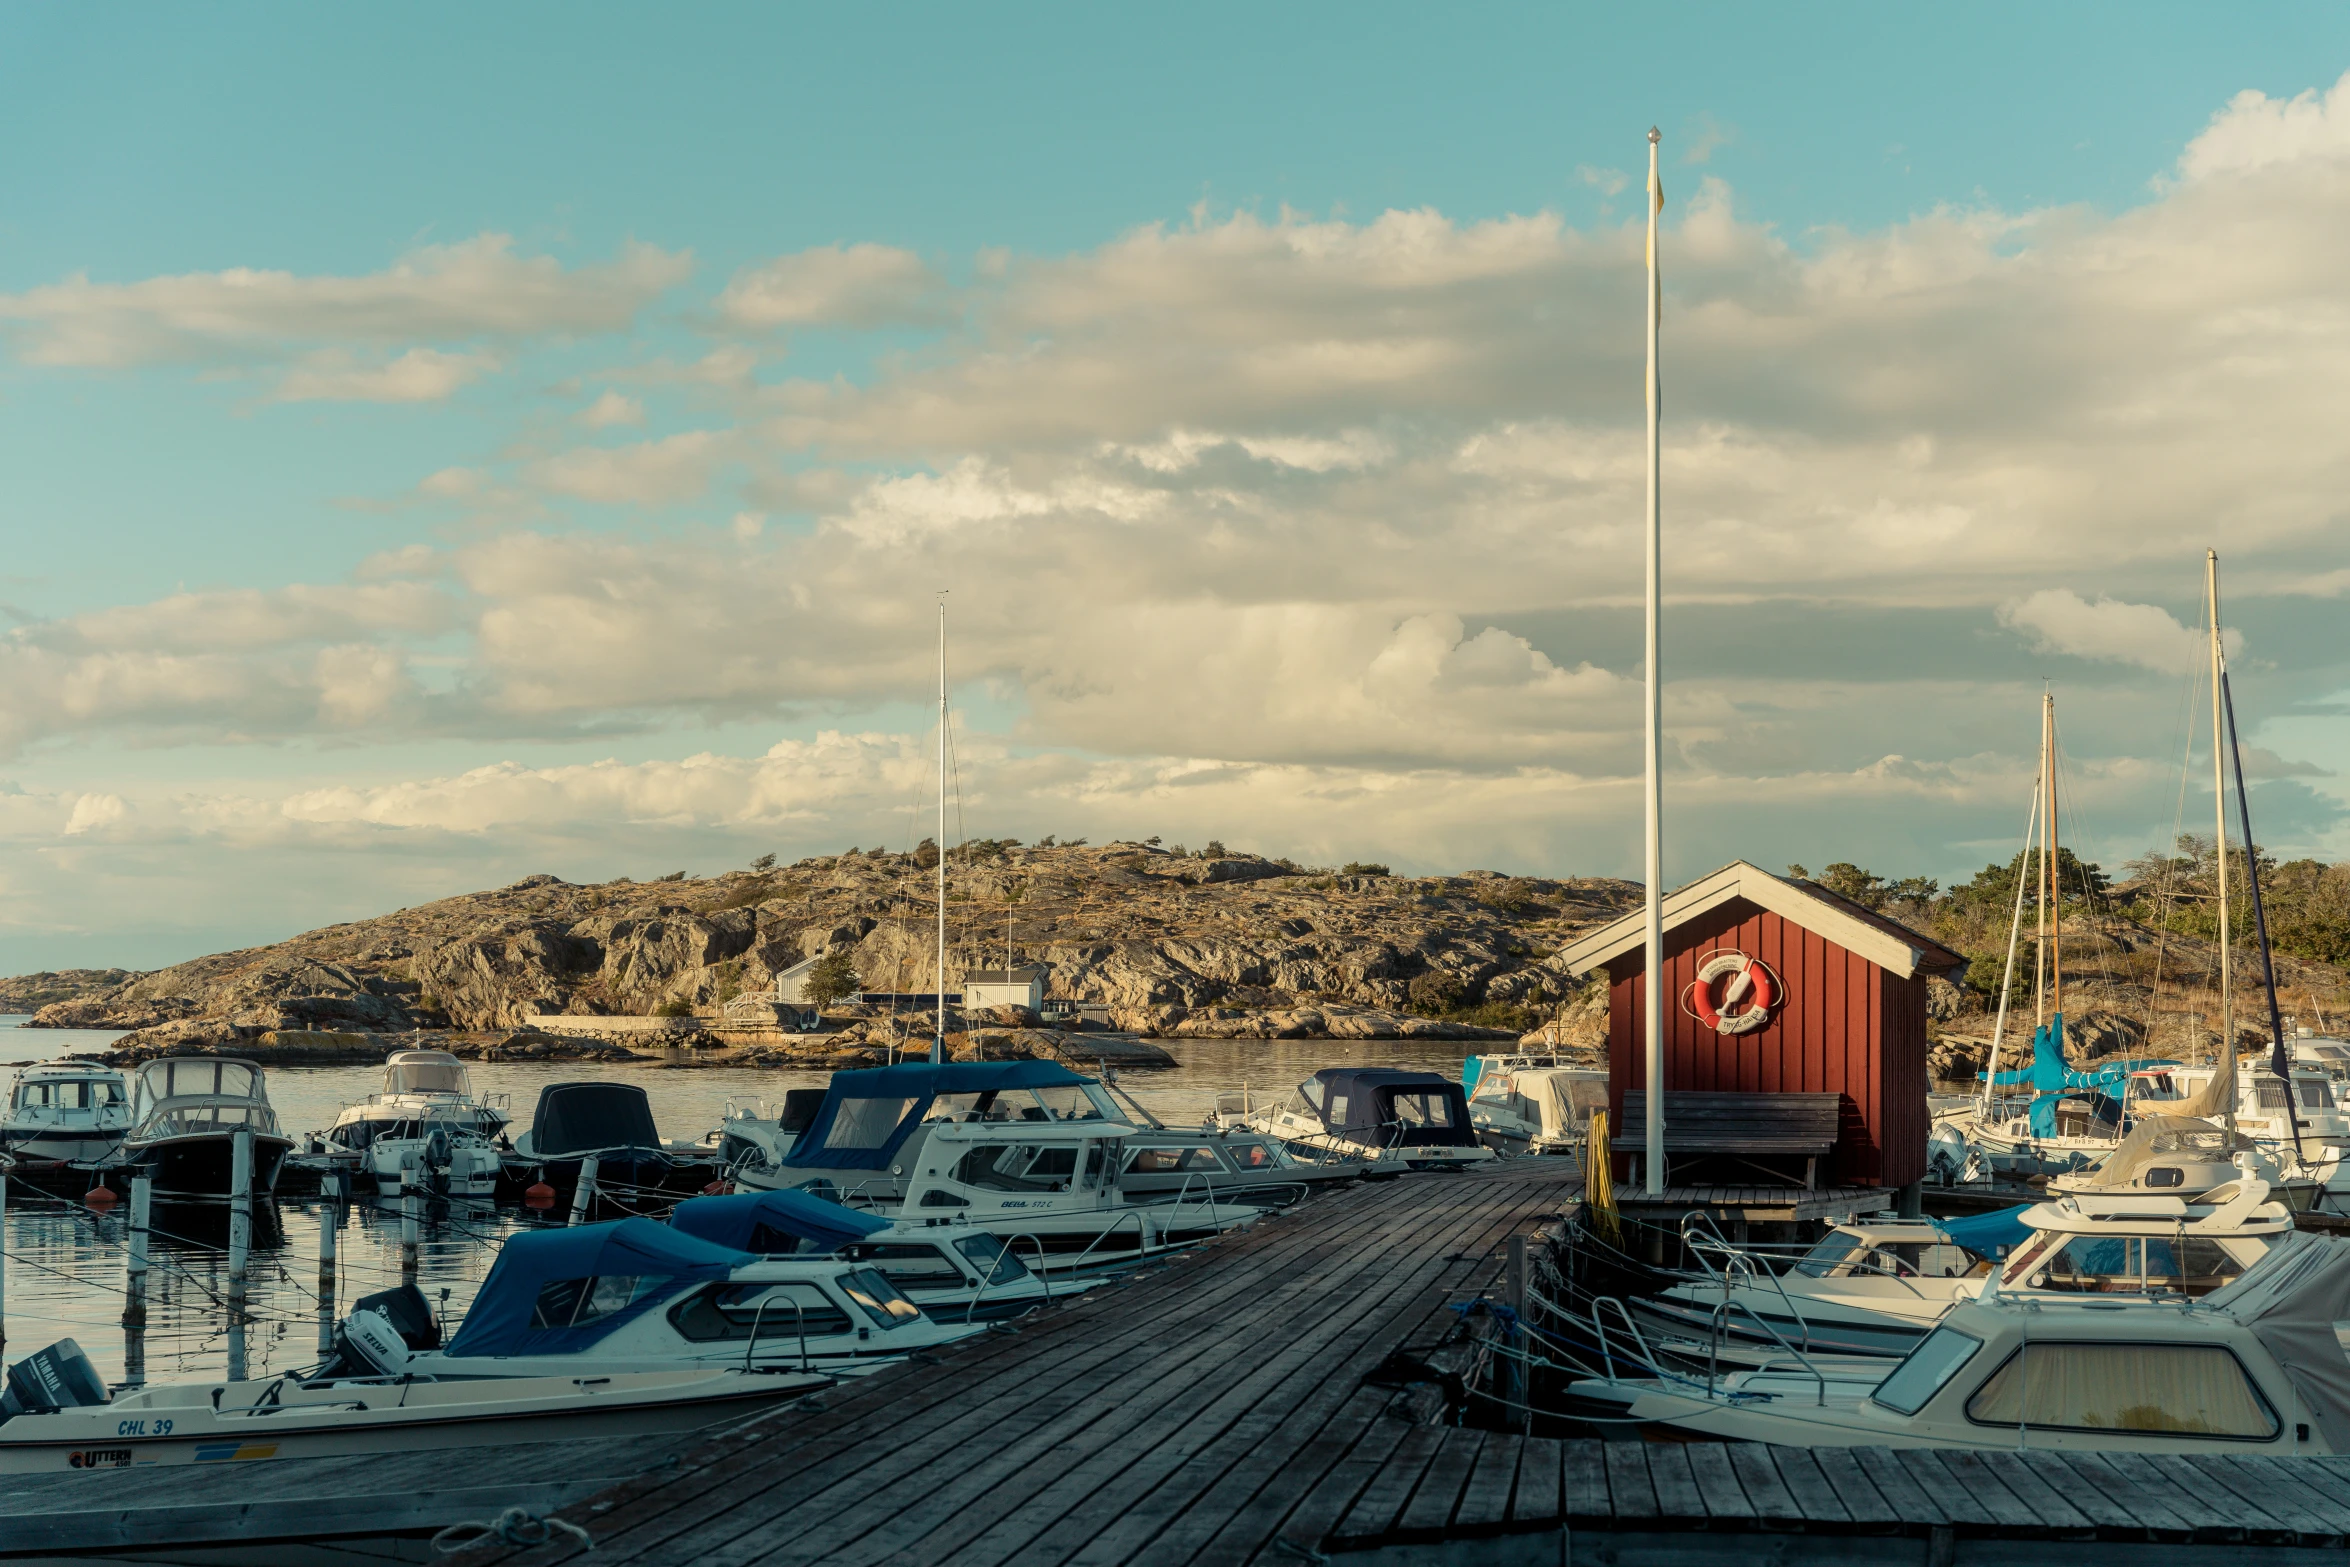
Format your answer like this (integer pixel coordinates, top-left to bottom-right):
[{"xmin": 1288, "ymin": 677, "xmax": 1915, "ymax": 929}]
[
  {"xmin": 668, "ymin": 1188, "xmax": 1057, "ymax": 1322},
  {"xmin": 2165, "ymin": 1060, "xmax": 2350, "ymax": 1192},
  {"xmin": 1573, "ymin": 1227, "xmax": 2350, "ymax": 1454},
  {"xmin": 0, "ymin": 1335, "xmax": 822, "ymax": 1473},
  {"xmin": 1462, "ymin": 1058, "xmax": 1604, "ymax": 1156},
  {"xmin": 1226, "ymin": 1068, "xmax": 1493, "ymax": 1171},
  {"xmin": 0, "ymin": 1061, "xmax": 131, "ymax": 1166},
  {"xmin": 388, "ymin": 1216, "xmax": 986, "ymax": 1381},
  {"xmin": 321, "ymin": 1050, "xmax": 509, "ymax": 1197},
  {"xmin": 1635, "ymin": 1165, "xmax": 2292, "ymax": 1363},
  {"xmin": 739, "ymin": 1061, "xmax": 1263, "ymax": 1265},
  {"xmin": 123, "ymin": 1058, "xmax": 294, "ymax": 1197}
]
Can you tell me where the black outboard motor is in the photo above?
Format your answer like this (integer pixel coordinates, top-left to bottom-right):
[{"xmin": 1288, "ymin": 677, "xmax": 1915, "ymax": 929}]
[
  {"xmin": 0, "ymin": 1339, "xmax": 110, "ymax": 1422},
  {"xmin": 352, "ymin": 1283, "xmax": 442, "ymax": 1350},
  {"xmin": 313, "ymin": 1283, "xmax": 443, "ymax": 1379}
]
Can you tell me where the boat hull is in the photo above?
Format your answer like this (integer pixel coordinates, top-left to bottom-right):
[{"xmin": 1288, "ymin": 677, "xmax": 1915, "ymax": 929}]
[{"xmin": 129, "ymin": 1132, "xmax": 294, "ymax": 1198}]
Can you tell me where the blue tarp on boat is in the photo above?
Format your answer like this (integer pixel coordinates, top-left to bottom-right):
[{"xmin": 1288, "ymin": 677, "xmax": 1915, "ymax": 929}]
[
  {"xmin": 668, "ymin": 1189, "xmax": 888, "ymax": 1253},
  {"xmin": 1939, "ymin": 1205, "xmax": 2034, "ymax": 1258},
  {"xmin": 443, "ymin": 1217, "xmax": 752, "ymax": 1358},
  {"xmin": 781, "ymin": 1060, "xmax": 1094, "ymax": 1171}
]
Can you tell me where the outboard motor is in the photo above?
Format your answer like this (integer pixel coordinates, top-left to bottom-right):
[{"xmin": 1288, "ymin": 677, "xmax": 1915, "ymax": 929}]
[
  {"xmin": 350, "ymin": 1283, "xmax": 442, "ymax": 1350},
  {"xmin": 317, "ymin": 1283, "xmax": 442, "ymax": 1379},
  {"xmin": 0, "ymin": 1339, "xmax": 110, "ymax": 1421}
]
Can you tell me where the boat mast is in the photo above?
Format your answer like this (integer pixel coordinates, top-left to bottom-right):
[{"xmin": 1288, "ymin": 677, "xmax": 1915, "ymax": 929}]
[
  {"xmin": 2209, "ymin": 551, "xmax": 2234, "ymax": 1139},
  {"xmin": 2034, "ymin": 700, "xmax": 2048, "ymax": 1033},
  {"xmin": 1980, "ymin": 782, "xmax": 2039, "ymax": 1124},
  {"xmin": 1641, "ymin": 127, "xmax": 1666, "ymax": 1196},
  {"xmin": 2220, "ymin": 663, "xmax": 2302, "ymax": 1161},
  {"xmin": 935, "ymin": 592, "xmax": 949, "ymax": 1066},
  {"xmin": 2045, "ymin": 691, "xmax": 2062, "ymax": 1021}
]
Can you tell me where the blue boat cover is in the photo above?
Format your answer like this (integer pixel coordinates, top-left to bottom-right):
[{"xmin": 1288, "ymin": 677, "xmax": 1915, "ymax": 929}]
[
  {"xmin": 443, "ymin": 1217, "xmax": 752, "ymax": 1358},
  {"xmin": 1983, "ymin": 1014, "xmax": 2180, "ymax": 1136},
  {"xmin": 669, "ymin": 1189, "xmax": 888, "ymax": 1253},
  {"xmin": 1938, "ymin": 1205, "xmax": 2033, "ymax": 1258},
  {"xmin": 1310, "ymin": 1069, "xmax": 1479, "ymax": 1149},
  {"xmin": 782, "ymin": 1060, "xmax": 1092, "ymax": 1171}
]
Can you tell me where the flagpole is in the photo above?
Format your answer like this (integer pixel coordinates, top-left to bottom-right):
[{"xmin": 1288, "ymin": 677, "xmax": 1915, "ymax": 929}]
[
  {"xmin": 1643, "ymin": 127, "xmax": 1666, "ymax": 1196},
  {"xmin": 935, "ymin": 591, "xmax": 949, "ymax": 1066}
]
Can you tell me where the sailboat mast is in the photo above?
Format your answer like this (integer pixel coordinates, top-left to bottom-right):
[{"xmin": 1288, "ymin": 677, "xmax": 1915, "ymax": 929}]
[
  {"xmin": 935, "ymin": 593, "xmax": 949, "ymax": 1065},
  {"xmin": 2034, "ymin": 702, "xmax": 2048, "ymax": 1031},
  {"xmin": 1641, "ymin": 127, "xmax": 1666, "ymax": 1196},
  {"xmin": 2045, "ymin": 692, "xmax": 2063, "ymax": 1018},
  {"xmin": 2209, "ymin": 550, "xmax": 2234, "ymax": 1137}
]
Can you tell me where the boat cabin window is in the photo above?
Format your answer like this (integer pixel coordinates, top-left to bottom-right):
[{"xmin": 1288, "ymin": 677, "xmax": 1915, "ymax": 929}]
[
  {"xmin": 1228, "ymin": 1142, "xmax": 1275, "ymax": 1169},
  {"xmin": 1863, "ymin": 1243, "xmax": 1974, "ymax": 1279},
  {"xmin": 1869, "ymin": 1327, "xmax": 1982, "ymax": 1415},
  {"xmin": 1125, "ymin": 1146, "xmax": 1224, "ymax": 1174},
  {"xmin": 848, "ymin": 1243, "xmax": 969, "ymax": 1284},
  {"xmin": 821, "ymin": 1097, "xmax": 920, "ymax": 1152},
  {"xmin": 147, "ymin": 1060, "xmax": 259, "ymax": 1099},
  {"xmin": 2303, "ymin": 1080, "xmax": 2338, "ymax": 1109},
  {"xmin": 669, "ymin": 1282, "xmax": 853, "ymax": 1341},
  {"xmin": 951, "ymin": 1142, "xmax": 1111, "ymax": 1192},
  {"xmin": 953, "ymin": 1233, "xmax": 1030, "ymax": 1282},
  {"xmin": 1964, "ymin": 1343, "xmax": 2280, "ymax": 1439},
  {"xmin": 1384, "ymin": 1092, "xmax": 1453, "ymax": 1129},
  {"xmin": 837, "ymin": 1267, "xmax": 923, "ymax": 1329},
  {"xmin": 386, "ymin": 1058, "xmax": 468, "ymax": 1095},
  {"xmin": 2024, "ymin": 1235, "xmax": 2252, "ymax": 1296},
  {"xmin": 18, "ymin": 1079, "xmax": 119, "ymax": 1109},
  {"xmin": 531, "ymin": 1274, "xmax": 660, "ymax": 1330},
  {"xmin": 1792, "ymin": 1231, "xmax": 1863, "ymax": 1278}
]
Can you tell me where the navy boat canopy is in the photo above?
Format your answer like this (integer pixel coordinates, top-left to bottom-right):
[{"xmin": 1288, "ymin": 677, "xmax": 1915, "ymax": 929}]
[
  {"xmin": 527, "ymin": 1081, "xmax": 662, "ymax": 1158},
  {"xmin": 1308, "ymin": 1069, "xmax": 1478, "ymax": 1149},
  {"xmin": 782, "ymin": 1060, "xmax": 1093, "ymax": 1172},
  {"xmin": 669, "ymin": 1189, "xmax": 889, "ymax": 1253},
  {"xmin": 443, "ymin": 1217, "xmax": 751, "ymax": 1358}
]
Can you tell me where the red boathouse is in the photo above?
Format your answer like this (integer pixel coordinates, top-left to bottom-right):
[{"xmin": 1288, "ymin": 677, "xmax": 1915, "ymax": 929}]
[{"xmin": 1559, "ymin": 860, "xmax": 1966, "ymax": 1189}]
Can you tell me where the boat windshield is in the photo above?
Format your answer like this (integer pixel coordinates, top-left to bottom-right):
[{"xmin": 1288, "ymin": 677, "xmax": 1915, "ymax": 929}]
[
  {"xmin": 385, "ymin": 1056, "xmax": 470, "ymax": 1096},
  {"xmin": 139, "ymin": 1059, "xmax": 260, "ymax": 1103},
  {"xmin": 837, "ymin": 1267, "xmax": 924, "ymax": 1329},
  {"xmin": 1792, "ymin": 1230, "xmax": 1863, "ymax": 1278},
  {"xmin": 15, "ymin": 1079, "xmax": 124, "ymax": 1109},
  {"xmin": 953, "ymin": 1233, "xmax": 1030, "ymax": 1282},
  {"xmin": 1869, "ymin": 1326, "xmax": 1982, "ymax": 1415},
  {"xmin": 2017, "ymin": 1233, "xmax": 2259, "ymax": 1297}
]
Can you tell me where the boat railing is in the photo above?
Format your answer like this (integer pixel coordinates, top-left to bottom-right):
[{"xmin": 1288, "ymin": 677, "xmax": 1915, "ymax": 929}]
[
  {"xmin": 1705, "ymin": 1297, "xmax": 1829, "ymax": 1406},
  {"xmin": 744, "ymin": 1293, "xmax": 811, "ymax": 1373},
  {"xmin": 1587, "ymin": 1295, "xmax": 1667, "ymax": 1384},
  {"xmin": 1704, "ymin": 1249, "xmax": 1820, "ymax": 1348}
]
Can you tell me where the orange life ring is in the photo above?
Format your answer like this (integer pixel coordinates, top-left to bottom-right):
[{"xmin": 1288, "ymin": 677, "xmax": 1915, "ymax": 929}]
[{"xmin": 1682, "ymin": 949, "xmax": 1781, "ymax": 1035}]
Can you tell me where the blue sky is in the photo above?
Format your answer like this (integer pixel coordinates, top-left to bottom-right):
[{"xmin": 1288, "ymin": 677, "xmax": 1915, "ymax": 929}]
[{"xmin": 5, "ymin": 5, "xmax": 2350, "ymax": 970}]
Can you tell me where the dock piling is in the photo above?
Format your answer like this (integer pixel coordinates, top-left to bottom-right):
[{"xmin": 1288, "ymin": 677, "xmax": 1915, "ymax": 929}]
[
  {"xmin": 227, "ymin": 1129, "xmax": 252, "ymax": 1316},
  {"xmin": 318, "ymin": 1196, "xmax": 338, "ymax": 1292},
  {"xmin": 568, "ymin": 1154, "xmax": 600, "ymax": 1226},
  {"xmin": 123, "ymin": 1174, "xmax": 152, "ymax": 1327},
  {"xmin": 401, "ymin": 1180, "xmax": 420, "ymax": 1280},
  {"xmin": 0, "ymin": 1167, "xmax": 8, "ymax": 1357}
]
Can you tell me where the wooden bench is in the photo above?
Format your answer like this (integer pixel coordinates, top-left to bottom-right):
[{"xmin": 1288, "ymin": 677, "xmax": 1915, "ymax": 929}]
[{"xmin": 1620, "ymin": 1090, "xmax": 1844, "ymax": 1188}]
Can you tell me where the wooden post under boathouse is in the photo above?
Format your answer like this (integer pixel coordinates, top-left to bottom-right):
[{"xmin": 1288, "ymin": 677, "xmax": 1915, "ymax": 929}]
[{"xmin": 1558, "ymin": 859, "xmax": 1967, "ymax": 1245}]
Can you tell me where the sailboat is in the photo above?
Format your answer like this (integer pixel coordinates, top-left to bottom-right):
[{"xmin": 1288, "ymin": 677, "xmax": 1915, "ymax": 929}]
[
  {"xmin": 2166, "ymin": 552, "xmax": 2350, "ymax": 1192},
  {"xmin": 1939, "ymin": 694, "xmax": 2178, "ymax": 1177}
]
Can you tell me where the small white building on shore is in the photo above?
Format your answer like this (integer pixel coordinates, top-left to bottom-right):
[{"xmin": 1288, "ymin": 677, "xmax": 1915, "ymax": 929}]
[{"xmin": 962, "ymin": 966, "xmax": 1044, "ymax": 1012}]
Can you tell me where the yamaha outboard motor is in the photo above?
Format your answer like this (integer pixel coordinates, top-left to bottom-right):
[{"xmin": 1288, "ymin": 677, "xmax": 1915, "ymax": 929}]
[{"xmin": 0, "ymin": 1339, "xmax": 110, "ymax": 1422}]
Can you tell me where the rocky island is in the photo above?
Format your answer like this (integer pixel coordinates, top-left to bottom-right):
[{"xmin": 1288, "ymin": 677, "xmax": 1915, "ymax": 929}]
[{"xmin": 19, "ymin": 841, "xmax": 1633, "ymax": 1064}]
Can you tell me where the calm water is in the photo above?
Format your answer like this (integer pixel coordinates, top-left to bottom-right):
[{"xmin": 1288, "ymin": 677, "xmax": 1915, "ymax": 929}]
[{"xmin": 0, "ymin": 1016, "xmax": 1476, "ymax": 1389}]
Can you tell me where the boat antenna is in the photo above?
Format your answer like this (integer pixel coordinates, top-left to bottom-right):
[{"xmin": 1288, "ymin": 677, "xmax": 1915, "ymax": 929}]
[
  {"xmin": 2209, "ymin": 551, "xmax": 2235, "ymax": 1142},
  {"xmin": 935, "ymin": 590, "xmax": 949, "ymax": 1066},
  {"xmin": 2219, "ymin": 664, "xmax": 2301, "ymax": 1163},
  {"xmin": 1641, "ymin": 125, "xmax": 1666, "ymax": 1196}
]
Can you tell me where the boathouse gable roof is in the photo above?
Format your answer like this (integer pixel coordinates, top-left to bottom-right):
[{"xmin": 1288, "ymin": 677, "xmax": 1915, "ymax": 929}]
[{"xmin": 1558, "ymin": 859, "xmax": 1966, "ymax": 980}]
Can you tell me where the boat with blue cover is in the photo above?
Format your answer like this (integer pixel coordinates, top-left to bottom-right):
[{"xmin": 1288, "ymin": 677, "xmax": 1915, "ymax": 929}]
[
  {"xmin": 391, "ymin": 1217, "xmax": 984, "ymax": 1381},
  {"xmin": 1229, "ymin": 1068, "xmax": 1493, "ymax": 1171},
  {"xmin": 733, "ymin": 1061, "xmax": 1263, "ymax": 1263}
]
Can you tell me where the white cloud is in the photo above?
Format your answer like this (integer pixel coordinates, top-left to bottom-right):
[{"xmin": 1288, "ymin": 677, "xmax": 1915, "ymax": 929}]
[
  {"xmin": 716, "ymin": 243, "xmax": 951, "ymax": 329},
  {"xmin": 273, "ymin": 347, "xmax": 498, "ymax": 403},
  {"xmin": 0, "ymin": 234, "xmax": 690, "ymax": 367},
  {"xmin": 2178, "ymin": 72, "xmax": 2350, "ymax": 181},
  {"xmin": 530, "ymin": 430, "xmax": 730, "ymax": 506},
  {"xmin": 576, "ymin": 390, "xmax": 646, "ymax": 428},
  {"xmin": 1998, "ymin": 589, "xmax": 2239, "ymax": 676}
]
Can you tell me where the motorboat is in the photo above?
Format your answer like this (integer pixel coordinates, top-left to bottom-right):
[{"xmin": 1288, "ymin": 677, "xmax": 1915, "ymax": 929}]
[
  {"xmin": 0, "ymin": 1333, "xmax": 821, "ymax": 1472},
  {"xmin": 669, "ymin": 1188, "xmax": 1056, "ymax": 1322},
  {"xmin": 1464, "ymin": 1060, "xmax": 1605, "ymax": 1156},
  {"xmin": 743, "ymin": 1061, "xmax": 1263, "ymax": 1264},
  {"xmin": 1632, "ymin": 1167, "xmax": 2293, "ymax": 1364},
  {"xmin": 321, "ymin": 1050, "xmax": 509, "ymax": 1197},
  {"xmin": 123, "ymin": 1058, "xmax": 293, "ymax": 1197},
  {"xmin": 0, "ymin": 1061, "xmax": 131, "ymax": 1166},
  {"xmin": 2165, "ymin": 1059, "xmax": 2350, "ymax": 1188},
  {"xmin": 1571, "ymin": 1227, "xmax": 2350, "ymax": 1454},
  {"xmin": 507, "ymin": 1081, "xmax": 718, "ymax": 1200},
  {"xmin": 1230, "ymin": 1068, "xmax": 1492, "ymax": 1171},
  {"xmin": 712, "ymin": 1089, "xmax": 828, "ymax": 1182},
  {"xmin": 1093, "ymin": 1074, "xmax": 1364, "ymax": 1202},
  {"xmin": 389, "ymin": 1217, "xmax": 985, "ymax": 1381}
]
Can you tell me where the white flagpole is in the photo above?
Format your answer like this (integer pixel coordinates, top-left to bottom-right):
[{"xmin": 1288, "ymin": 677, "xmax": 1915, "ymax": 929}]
[
  {"xmin": 1643, "ymin": 127, "xmax": 1666, "ymax": 1196},
  {"xmin": 935, "ymin": 591, "xmax": 949, "ymax": 1065}
]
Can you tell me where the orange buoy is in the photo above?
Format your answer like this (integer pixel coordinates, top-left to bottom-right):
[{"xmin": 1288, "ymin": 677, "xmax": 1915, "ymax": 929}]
[
  {"xmin": 84, "ymin": 1186, "xmax": 119, "ymax": 1209},
  {"xmin": 524, "ymin": 1181, "xmax": 557, "ymax": 1208}
]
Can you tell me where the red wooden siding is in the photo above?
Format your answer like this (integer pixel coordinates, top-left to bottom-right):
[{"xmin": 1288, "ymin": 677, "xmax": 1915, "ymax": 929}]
[{"xmin": 1605, "ymin": 897, "xmax": 1926, "ymax": 1187}]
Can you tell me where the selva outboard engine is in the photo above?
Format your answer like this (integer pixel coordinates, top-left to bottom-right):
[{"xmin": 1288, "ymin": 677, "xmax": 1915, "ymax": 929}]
[
  {"xmin": 0, "ymin": 1339, "xmax": 110, "ymax": 1422},
  {"xmin": 320, "ymin": 1284, "xmax": 442, "ymax": 1379}
]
